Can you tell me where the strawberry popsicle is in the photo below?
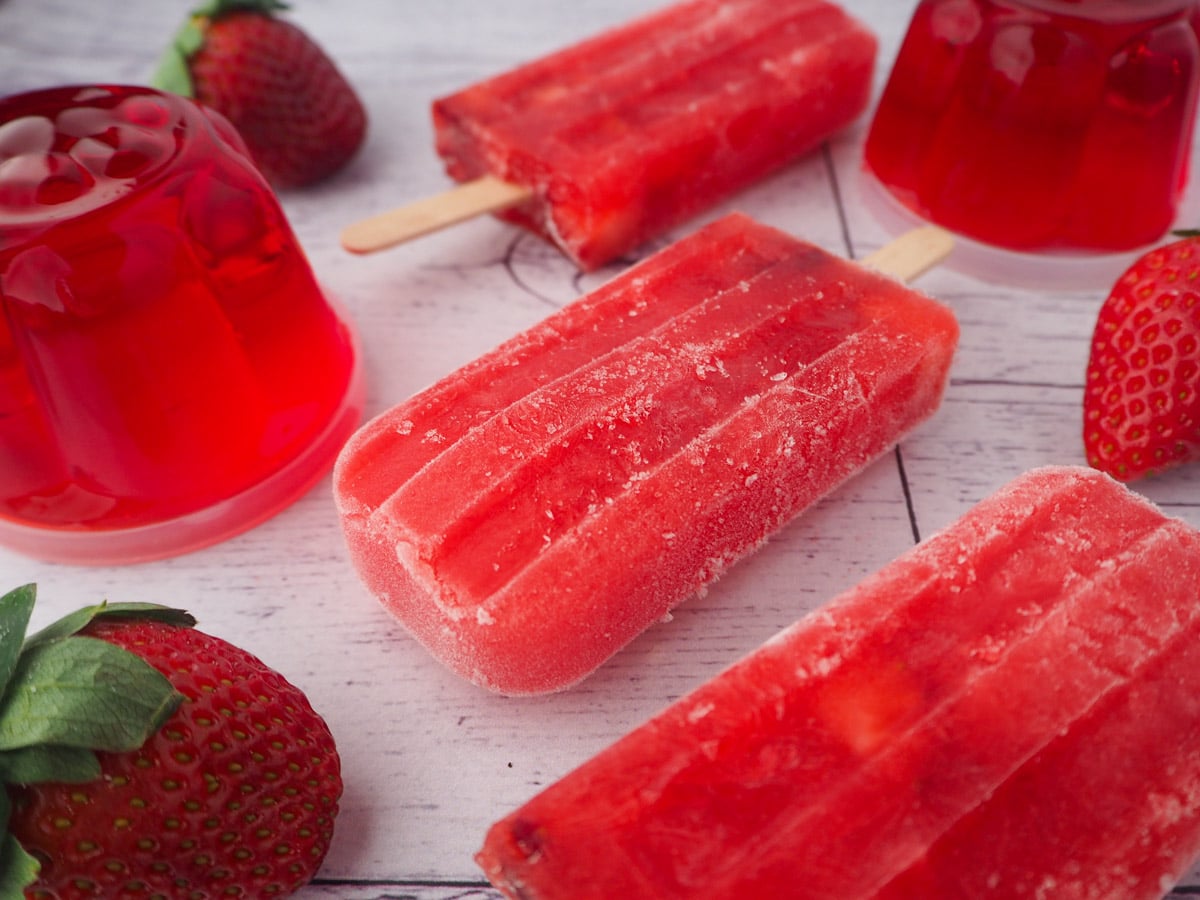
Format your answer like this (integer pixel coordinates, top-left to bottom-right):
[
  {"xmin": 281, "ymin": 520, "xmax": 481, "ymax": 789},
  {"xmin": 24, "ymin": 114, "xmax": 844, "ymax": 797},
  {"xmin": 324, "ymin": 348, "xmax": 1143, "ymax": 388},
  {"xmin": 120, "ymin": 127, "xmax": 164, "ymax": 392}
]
[
  {"xmin": 477, "ymin": 466, "xmax": 1200, "ymax": 899},
  {"xmin": 333, "ymin": 213, "xmax": 958, "ymax": 695},
  {"xmin": 423, "ymin": 0, "xmax": 877, "ymax": 270}
]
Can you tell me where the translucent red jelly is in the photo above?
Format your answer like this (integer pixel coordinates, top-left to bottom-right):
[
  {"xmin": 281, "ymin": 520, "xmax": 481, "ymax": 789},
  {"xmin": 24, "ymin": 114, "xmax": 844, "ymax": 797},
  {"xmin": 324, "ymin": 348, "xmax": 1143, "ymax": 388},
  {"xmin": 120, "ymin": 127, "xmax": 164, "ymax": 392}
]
[
  {"xmin": 0, "ymin": 85, "xmax": 362, "ymax": 563},
  {"xmin": 864, "ymin": 0, "xmax": 1200, "ymax": 253}
]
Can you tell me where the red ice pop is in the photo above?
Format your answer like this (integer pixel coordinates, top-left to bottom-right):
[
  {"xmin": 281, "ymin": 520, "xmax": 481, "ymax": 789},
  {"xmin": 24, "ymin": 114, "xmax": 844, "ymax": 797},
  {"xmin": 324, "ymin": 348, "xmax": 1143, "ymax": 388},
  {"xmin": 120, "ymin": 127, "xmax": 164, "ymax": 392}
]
[
  {"xmin": 342, "ymin": 0, "xmax": 877, "ymax": 270},
  {"xmin": 333, "ymin": 213, "xmax": 958, "ymax": 694},
  {"xmin": 476, "ymin": 466, "xmax": 1200, "ymax": 899}
]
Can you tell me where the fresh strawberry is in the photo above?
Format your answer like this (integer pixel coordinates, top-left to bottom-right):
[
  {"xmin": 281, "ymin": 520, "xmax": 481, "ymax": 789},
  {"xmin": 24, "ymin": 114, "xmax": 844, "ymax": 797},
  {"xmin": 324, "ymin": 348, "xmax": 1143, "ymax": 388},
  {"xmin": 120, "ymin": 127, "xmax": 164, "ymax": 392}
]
[
  {"xmin": 153, "ymin": 0, "xmax": 367, "ymax": 187},
  {"xmin": 1083, "ymin": 234, "xmax": 1200, "ymax": 481},
  {"xmin": 0, "ymin": 584, "xmax": 341, "ymax": 899}
]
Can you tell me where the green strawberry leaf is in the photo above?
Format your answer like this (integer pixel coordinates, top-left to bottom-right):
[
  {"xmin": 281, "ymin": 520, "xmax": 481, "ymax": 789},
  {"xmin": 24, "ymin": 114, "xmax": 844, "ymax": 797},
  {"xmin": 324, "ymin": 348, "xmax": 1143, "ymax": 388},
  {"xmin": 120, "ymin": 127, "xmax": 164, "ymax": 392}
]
[
  {"xmin": 0, "ymin": 744, "xmax": 101, "ymax": 785},
  {"xmin": 0, "ymin": 586, "xmax": 36, "ymax": 701},
  {"xmin": 151, "ymin": 0, "xmax": 291, "ymax": 97},
  {"xmin": 25, "ymin": 601, "xmax": 196, "ymax": 650},
  {"xmin": 151, "ymin": 46, "xmax": 197, "ymax": 98},
  {"xmin": 0, "ymin": 794, "xmax": 40, "ymax": 893},
  {"xmin": 150, "ymin": 16, "xmax": 204, "ymax": 97},
  {"xmin": 0, "ymin": 589, "xmax": 197, "ymax": 893},
  {"xmin": 0, "ymin": 635, "xmax": 182, "ymax": 754}
]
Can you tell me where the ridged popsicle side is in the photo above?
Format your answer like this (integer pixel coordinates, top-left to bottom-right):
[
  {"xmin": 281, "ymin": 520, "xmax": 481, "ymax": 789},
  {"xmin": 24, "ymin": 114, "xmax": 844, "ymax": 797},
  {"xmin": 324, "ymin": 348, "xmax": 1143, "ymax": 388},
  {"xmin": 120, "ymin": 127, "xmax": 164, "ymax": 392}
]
[
  {"xmin": 475, "ymin": 467, "xmax": 1200, "ymax": 897},
  {"xmin": 875, "ymin": 523, "xmax": 1200, "ymax": 899},
  {"xmin": 333, "ymin": 213, "xmax": 799, "ymax": 513},
  {"xmin": 433, "ymin": 0, "xmax": 877, "ymax": 269},
  {"xmin": 334, "ymin": 214, "xmax": 958, "ymax": 694}
]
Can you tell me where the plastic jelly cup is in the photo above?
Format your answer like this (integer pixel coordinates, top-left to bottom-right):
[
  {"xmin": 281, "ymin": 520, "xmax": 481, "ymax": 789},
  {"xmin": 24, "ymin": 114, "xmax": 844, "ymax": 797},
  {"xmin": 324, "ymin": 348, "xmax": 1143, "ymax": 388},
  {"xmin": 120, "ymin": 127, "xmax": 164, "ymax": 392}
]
[
  {"xmin": 0, "ymin": 85, "xmax": 364, "ymax": 565},
  {"xmin": 863, "ymin": 0, "xmax": 1200, "ymax": 269}
]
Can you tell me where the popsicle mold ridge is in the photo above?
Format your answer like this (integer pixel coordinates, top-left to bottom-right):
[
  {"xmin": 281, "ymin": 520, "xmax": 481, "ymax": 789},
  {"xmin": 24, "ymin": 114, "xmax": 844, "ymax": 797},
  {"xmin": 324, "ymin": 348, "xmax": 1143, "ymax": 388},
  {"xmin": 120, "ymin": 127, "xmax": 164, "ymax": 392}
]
[
  {"xmin": 476, "ymin": 465, "xmax": 1200, "ymax": 899},
  {"xmin": 333, "ymin": 213, "xmax": 958, "ymax": 694}
]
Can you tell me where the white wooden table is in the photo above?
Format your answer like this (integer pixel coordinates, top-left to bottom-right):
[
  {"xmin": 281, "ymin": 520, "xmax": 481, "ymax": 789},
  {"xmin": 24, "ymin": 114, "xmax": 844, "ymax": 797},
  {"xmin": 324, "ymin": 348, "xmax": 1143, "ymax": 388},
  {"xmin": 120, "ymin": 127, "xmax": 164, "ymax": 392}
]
[{"xmin": 2, "ymin": 1, "xmax": 1200, "ymax": 896}]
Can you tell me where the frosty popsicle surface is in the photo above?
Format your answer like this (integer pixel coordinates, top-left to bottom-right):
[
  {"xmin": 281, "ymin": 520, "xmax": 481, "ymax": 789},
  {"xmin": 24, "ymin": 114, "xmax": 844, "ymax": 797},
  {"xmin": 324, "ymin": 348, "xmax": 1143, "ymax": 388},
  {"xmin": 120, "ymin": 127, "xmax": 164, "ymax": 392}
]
[
  {"xmin": 428, "ymin": 0, "xmax": 877, "ymax": 270},
  {"xmin": 476, "ymin": 466, "xmax": 1200, "ymax": 899},
  {"xmin": 333, "ymin": 213, "xmax": 958, "ymax": 695}
]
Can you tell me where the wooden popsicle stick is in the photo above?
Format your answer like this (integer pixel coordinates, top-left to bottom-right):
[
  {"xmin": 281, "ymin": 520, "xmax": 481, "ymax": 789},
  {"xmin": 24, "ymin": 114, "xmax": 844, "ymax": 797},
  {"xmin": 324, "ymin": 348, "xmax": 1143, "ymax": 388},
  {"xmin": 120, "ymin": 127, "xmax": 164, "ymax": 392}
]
[
  {"xmin": 342, "ymin": 176, "xmax": 954, "ymax": 280},
  {"xmin": 862, "ymin": 225, "xmax": 955, "ymax": 283},
  {"xmin": 341, "ymin": 175, "xmax": 533, "ymax": 254}
]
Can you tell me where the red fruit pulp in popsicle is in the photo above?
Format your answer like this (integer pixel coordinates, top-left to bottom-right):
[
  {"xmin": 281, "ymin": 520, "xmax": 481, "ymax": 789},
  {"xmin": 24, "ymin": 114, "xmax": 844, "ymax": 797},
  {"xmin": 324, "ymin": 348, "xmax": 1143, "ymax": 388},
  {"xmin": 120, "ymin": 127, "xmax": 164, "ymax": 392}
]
[
  {"xmin": 476, "ymin": 467, "xmax": 1200, "ymax": 899},
  {"xmin": 434, "ymin": 0, "xmax": 877, "ymax": 270},
  {"xmin": 0, "ymin": 86, "xmax": 358, "ymax": 539},
  {"xmin": 334, "ymin": 213, "xmax": 958, "ymax": 694},
  {"xmin": 864, "ymin": 0, "xmax": 1200, "ymax": 253}
]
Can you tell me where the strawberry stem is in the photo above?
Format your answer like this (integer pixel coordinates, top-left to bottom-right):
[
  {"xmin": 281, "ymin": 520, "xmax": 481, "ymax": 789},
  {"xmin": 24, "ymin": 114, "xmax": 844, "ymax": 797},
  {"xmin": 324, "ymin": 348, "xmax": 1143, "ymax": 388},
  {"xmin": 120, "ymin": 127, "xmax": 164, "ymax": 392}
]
[{"xmin": 194, "ymin": 0, "xmax": 291, "ymax": 13}]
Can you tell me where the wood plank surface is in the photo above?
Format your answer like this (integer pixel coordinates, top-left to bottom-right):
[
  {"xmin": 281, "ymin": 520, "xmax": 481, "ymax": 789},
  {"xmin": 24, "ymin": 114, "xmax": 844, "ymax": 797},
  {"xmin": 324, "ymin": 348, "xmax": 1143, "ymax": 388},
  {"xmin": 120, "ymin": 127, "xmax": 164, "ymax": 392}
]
[{"xmin": 2, "ymin": 0, "xmax": 1199, "ymax": 895}]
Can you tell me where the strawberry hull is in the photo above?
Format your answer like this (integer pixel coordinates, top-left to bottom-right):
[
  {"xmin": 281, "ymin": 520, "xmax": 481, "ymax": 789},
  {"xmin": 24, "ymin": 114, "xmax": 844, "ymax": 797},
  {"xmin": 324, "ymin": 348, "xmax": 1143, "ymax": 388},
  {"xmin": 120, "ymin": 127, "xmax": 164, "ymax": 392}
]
[
  {"xmin": 333, "ymin": 213, "xmax": 958, "ymax": 694},
  {"xmin": 476, "ymin": 467, "xmax": 1200, "ymax": 897},
  {"xmin": 432, "ymin": 0, "xmax": 876, "ymax": 270}
]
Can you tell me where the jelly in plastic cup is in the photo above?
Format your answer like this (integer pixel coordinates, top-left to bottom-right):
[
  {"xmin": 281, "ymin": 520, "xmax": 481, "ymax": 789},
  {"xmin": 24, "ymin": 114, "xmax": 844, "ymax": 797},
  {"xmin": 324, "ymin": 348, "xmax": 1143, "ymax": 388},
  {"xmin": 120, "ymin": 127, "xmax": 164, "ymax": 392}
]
[
  {"xmin": 0, "ymin": 85, "xmax": 364, "ymax": 564},
  {"xmin": 864, "ymin": 0, "xmax": 1200, "ymax": 256}
]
